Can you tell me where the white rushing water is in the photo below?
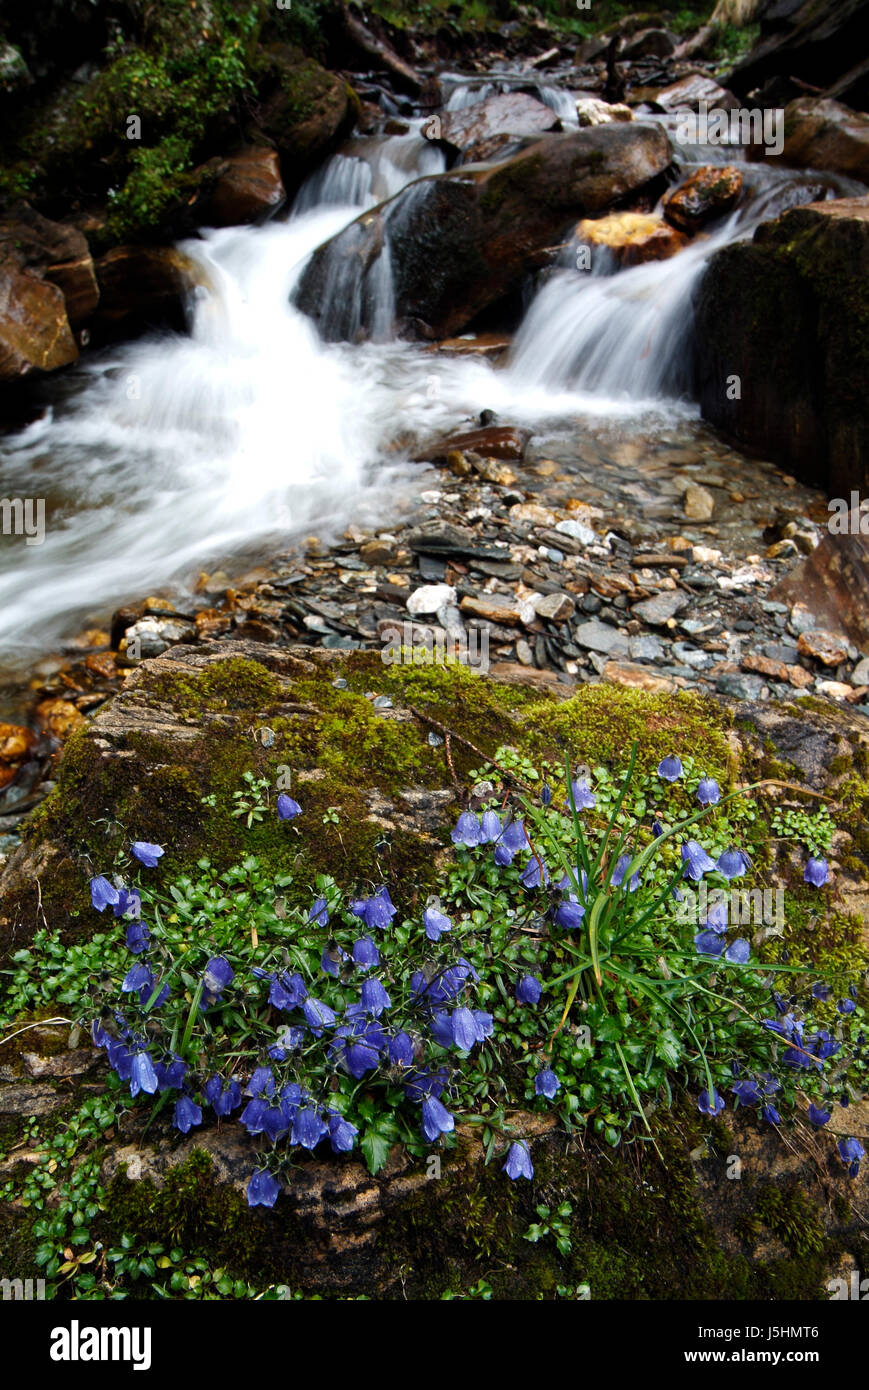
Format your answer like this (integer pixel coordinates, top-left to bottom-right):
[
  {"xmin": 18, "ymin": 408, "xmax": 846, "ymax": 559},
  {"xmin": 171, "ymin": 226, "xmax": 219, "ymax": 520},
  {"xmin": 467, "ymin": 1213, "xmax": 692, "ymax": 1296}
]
[{"xmin": 0, "ymin": 113, "xmax": 858, "ymax": 670}]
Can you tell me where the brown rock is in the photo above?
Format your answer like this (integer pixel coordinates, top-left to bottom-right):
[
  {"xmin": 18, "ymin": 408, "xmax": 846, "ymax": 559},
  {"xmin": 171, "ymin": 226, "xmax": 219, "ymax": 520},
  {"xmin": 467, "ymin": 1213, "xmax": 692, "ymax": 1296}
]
[
  {"xmin": 742, "ymin": 653, "xmax": 788, "ymax": 681},
  {"xmin": 776, "ymin": 98, "xmax": 869, "ymax": 184},
  {"xmin": 195, "ymin": 609, "xmax": 233, "ymax": 639},
  {"xmin": 95, "ymin": 246, "xmax": 202, "ymax": 330},
  {"xmin": 413, "ymin": 426, "xmax": 531, "ymax": 463},
  {"xmin": 576, "ymin": 212, "xmax": 688, "ymax": 267},
  {"xmin": 438, "ymin": 93, "xmax": 560, "ymax": 160},
  {"xmin": 84, "ymin": 652, "xmax": 118, "ymax": 681},
  {"xmin": 459, "ymin": 594, "xmax": 524, "ymax": 625},
  {"xmin": 0, "ymin": 202, "xmax": 98, "ymax": 329},
  {"xmin": 199, "ymin": 147, "xmax": 285, "ymax": 227},
  {"xmin": 603, "ymin": 660, "xmax": 676, "ymax": 693},
  {"xmin": 797, "ymin": 629, "xmax": 849, "ymax": 665},
  {"xmin": 663, "ymin": 166, "xmax": 743, "ymax": 234},
  {"xmin": 683, "ymin": 484, "xmax": 715, "ymax": 520},
  {"xmin": 787, "ymin": 664, "xmax": 815, "ymax": 688},
  {"xmin": 770, "ymin": 517, "xmax": 869, "ymax": 647},
  {"xmin": 0, "ymin": 251, "xmax": 77, "ymax": 379}
]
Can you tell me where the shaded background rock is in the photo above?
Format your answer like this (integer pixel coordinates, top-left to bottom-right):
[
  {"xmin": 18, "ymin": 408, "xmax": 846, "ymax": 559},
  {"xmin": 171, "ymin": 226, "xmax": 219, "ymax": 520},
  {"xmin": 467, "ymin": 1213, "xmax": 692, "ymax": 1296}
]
[{"xmin": 695, "ymin": 197, "xmax": 869, "ymax": 498}]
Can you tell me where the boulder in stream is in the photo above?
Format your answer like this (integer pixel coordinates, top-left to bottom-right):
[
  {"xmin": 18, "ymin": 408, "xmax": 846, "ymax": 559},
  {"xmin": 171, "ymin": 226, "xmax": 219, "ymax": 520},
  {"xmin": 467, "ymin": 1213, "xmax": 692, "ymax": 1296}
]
[{"xmin": 295, "ymin": 123, "xmax": 674, "ymax": 341}]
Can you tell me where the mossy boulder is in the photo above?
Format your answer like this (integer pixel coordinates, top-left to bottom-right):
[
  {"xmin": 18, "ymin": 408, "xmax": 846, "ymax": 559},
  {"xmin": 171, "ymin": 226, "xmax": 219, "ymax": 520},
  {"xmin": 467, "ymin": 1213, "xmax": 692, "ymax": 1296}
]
[{"xmin": 250, "ymin": 47, "xmax": 359, "ymax": 190}]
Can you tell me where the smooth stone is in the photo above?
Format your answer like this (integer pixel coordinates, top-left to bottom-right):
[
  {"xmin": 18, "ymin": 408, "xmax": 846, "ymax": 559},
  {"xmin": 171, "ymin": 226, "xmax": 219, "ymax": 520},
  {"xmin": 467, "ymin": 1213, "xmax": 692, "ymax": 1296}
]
[{"xmin": 573, "ymin": 621, "xmax": 629, "ymax": 656}]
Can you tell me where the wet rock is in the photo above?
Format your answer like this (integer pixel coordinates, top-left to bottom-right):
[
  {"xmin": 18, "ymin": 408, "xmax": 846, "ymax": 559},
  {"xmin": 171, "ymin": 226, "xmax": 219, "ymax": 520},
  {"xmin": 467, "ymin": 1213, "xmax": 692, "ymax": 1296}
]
[
  {"xmin": 198, "ymin": 147, "xmax": 286, "ymax": 227},
  {"xmin": 650, "ymin": 75, "xmax": 739, "ymax": 112},
  {"xmin": 94, "ymin": 245, "xmax": 201, "ymax": 335},
  {"xmin": 0, "ymin": 246, "xmax": 77, "ymax": 379},
  {"xmin": 412, "ymin": 426, "xmax": 531, "ymax": 463},
  {"xmin": 663, "ymin": 166, "xmax": 743, "ymax": 234},
  {"xmin": 797, "ymin": 629, "xmax": 849, "ymax": 666},
  {"xmin": 296, "ymin": 123, "xmax": 674, "ymax": 340},
  {"xmin": 683, "ymin": 484, "xmax": 715, "ymax": 521},
  {"xmin": 696, "ymin": 198, "xmax": 869, "ymax": 497},
  {"xmin": 727, "ymin": 0, "xmax": 869, "ymax": 108},
  {"xmin": 438, "ymin": 93, "xmax": 560, "ymax": 162},
  {"xmin": 574, "ymin": 97, "xmax": 633, "ymax": 126},
  {"xmin": 771, "ymin": 98, "xmax": 869, "ymax": 184},
  {"xmin": 35, "ymin": 698, "xmax": 86, "ymax": 741},
  {"xmin": 576, "ymin": 212, "xmax": 688, "ymax": 267},
  {"xmin": 0, "ymin": 201, "xmax": 98, "ymax": 330}
]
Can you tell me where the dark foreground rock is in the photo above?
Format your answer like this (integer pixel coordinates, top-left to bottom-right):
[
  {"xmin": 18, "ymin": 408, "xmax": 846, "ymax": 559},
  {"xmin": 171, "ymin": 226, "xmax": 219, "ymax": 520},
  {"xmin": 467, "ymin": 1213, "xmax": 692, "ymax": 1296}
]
[
  {"xmin": 695, "ymin": 197, "xmax": 869, "ymax": 497},
  {"xmin": 295, "ymin": 123, "xmax": 673, "ymax": 341}
]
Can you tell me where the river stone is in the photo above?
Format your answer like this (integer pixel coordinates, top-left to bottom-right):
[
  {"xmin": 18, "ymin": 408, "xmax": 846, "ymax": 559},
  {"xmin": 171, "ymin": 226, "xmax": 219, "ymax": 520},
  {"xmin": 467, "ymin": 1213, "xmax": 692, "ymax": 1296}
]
[
  {"xmin": 797, "ymin": 629, "xmax": 849, "ymax": 666},
  {"xmin": 406, "ymin": 583, "xmax": 457, "ymax": 616},
  {"xmin": 437, "ymin": 93, "xmax": 560, "ymax": 161},
  {"xmin": 533, "ymin": 592, "xmax": 575, "ymax": 623},
  {"xmin": 683, "ymin": 484, "xmax": 715, "ymax": 521},
  {"xmin": 630, "ymin": 591, "xmax": 689, "ymax": 625},
  {"xmin": 663, "ymin": 166, "xmax": 742, "ymax": 234},
  {"xmin": 573, "ymin": 621, "xmax": 629, "ymax": 656}
]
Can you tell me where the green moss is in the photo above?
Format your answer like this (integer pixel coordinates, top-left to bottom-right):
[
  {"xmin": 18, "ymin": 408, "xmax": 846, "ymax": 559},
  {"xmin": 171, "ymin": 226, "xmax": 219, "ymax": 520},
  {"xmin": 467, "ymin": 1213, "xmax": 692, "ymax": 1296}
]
[{"xmin": 520, "ymin": 684, "xmax": 731, "ymax": 777}]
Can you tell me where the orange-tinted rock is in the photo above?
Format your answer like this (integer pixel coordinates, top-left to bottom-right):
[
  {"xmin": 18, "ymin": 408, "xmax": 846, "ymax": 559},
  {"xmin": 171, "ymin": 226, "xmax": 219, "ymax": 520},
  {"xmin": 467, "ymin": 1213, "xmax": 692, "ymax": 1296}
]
[
  {"xmin": 797, "ymin": 629, "xmax": 849, "ymax": 666},
  {"xmin": 742, "ymin": 653, "xmax": 789, "ymax": 681},
  {"xmin": 36, "ymin": 698, "xmax": 86, "ymax": 740},
  {"xmin": 576, "ymin": 212, "xmax": 689, "ymax": 266},
  {"xmin": 0, "ymin": 251, "xmax": 77, "ymax": 379},
  {"xmin": 84, "ymin": 651, "xmax": 118, "ymax": 680},
  {"xmin": 0, "ymin": 723, "xmax": 36, "ymax": 764},
  {"xmin": 663, "ymin": 166, "xmax": 743, "ymax": 233}
]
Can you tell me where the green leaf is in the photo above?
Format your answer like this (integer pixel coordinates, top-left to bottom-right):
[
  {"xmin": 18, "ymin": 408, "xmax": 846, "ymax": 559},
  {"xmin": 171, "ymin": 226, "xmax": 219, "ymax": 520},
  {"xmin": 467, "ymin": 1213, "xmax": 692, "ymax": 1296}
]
[{"xmin": 654, "ymin": 1029, "xmax": 682, "ymax": 1067}]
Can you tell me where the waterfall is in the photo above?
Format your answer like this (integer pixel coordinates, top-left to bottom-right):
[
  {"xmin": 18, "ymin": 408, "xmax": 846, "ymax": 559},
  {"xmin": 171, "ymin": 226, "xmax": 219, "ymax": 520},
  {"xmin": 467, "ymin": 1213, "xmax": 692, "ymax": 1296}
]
[{"xmin": 507, "ymin": 160, "xmax": 859, "ymax": 403}]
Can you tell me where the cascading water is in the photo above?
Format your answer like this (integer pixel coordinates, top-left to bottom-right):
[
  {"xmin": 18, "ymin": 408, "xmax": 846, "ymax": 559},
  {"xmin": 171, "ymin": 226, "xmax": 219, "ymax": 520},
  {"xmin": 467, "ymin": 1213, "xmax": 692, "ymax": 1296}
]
[
  {"xmin": 507, "ymin": 152, "xmax": 862, "ymax": 401},
  {"xmin": 0, "ymin": 95, "xmax": 862, "ymax": 672}
]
